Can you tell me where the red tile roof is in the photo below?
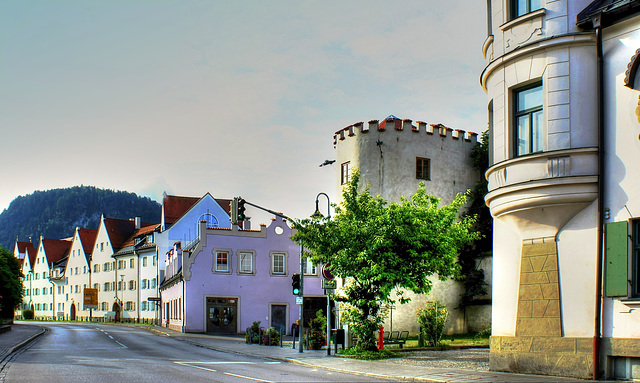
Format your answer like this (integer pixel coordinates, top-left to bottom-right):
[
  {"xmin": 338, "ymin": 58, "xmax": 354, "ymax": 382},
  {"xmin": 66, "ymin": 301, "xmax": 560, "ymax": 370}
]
[
  {"xmin": 163, "ymin": 195, "xmax": 200, "ymax": 225},
  {"xmin": 26, "ymin": 247, "xmax": 37, "ymax": 270},
  {"xmin": 103, "ymin": 218, "xmax": 136, "ymax": 250},
  {"xmin": 163, "ymin": 194, "xmax": 232, "ymax": 225},
  {"xmin": 103, "ymin": 217, "xmax": 157, "ymax": 251},
  {"xmin": 42, "ymin": 238, "xmax": 72, "ymax": 265},
  {"xmin": 77, "ymin": 228, "xmax": 98, "ymax": 255},
  {"xmin": 16, "ymin": 241, "xmax": 35, "ymax": 254}
]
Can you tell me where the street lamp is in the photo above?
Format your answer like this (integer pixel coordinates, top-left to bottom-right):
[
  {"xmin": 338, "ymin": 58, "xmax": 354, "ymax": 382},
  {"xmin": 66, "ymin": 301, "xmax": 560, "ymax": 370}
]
[
  {"xmin": 313, "ymin": 193, "xmax": 331, "ymax": 220},
  {"xmin": 312, "ymin": 192, "xmax": 333, "ymax": 356}
]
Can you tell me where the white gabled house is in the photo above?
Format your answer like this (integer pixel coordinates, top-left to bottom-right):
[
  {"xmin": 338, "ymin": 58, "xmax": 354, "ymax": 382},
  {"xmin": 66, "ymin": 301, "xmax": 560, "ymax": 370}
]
[
  {"xmin": 31, "ymin": 237, "xmax": 71, "ymax": 319},
  {"xmin": 60, "ymin": 228, "xmax": 97, "ymax": 320}
]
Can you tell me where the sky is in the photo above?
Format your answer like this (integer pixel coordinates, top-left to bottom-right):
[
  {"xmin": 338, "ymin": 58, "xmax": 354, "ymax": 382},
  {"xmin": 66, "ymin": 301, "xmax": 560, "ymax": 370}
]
[{"xmin": 0, "ymin": 1, "xmax": 488, "ymax": 225}]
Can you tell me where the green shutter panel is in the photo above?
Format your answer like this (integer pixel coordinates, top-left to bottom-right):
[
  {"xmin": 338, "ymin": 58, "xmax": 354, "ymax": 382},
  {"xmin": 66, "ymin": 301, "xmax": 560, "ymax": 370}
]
[{"xmin": 605, "ymin": 221, "xmax": 629, "ymax": 297}]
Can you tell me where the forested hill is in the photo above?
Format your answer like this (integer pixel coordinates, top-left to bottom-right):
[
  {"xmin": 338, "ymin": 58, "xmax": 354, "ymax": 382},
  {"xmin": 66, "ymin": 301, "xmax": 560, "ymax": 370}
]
[{"xmin": 0, "ymin": 186, "xmax": 161, "ymax": 250}]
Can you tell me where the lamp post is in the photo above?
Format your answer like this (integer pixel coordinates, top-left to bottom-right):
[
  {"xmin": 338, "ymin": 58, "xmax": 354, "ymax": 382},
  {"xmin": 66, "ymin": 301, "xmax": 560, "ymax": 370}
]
[{"xmin": 313, "ymin": 192, "xmax": 332, "ymax": 356}]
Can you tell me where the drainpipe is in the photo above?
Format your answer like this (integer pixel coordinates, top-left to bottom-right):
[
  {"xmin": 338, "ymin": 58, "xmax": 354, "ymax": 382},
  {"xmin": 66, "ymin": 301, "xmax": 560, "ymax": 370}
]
[{"xmin": 592, "ymin": 12, "xmax": 604, "ymax": 381}]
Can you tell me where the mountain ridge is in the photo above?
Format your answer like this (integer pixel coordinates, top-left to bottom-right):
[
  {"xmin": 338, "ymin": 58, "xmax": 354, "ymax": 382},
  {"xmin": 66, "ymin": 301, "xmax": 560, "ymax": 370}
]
[{"xmin": 0, "ymin": 186, "xmax": 161, "ymax": 250}]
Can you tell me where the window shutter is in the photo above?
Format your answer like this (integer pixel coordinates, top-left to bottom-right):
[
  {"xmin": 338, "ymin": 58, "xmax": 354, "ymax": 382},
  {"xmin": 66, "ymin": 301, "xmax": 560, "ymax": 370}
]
[{"xmin": 605, "ymin": 221, "xmax": 629, "ymax": 297}]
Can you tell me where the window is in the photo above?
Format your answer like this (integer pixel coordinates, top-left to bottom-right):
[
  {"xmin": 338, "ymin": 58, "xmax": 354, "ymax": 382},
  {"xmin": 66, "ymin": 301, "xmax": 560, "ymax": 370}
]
[
  {"xmin": 93, "ymin": 283, "xmax": 99, "ymax": 291},
  {"xmin": 100, "ymin": 242, "xmax": 104, "ymax": 251},
  {"xmin": 143, "ymin": 257, "xmax": 148, "ymax": 267},
  {"xmin": 510, "ymin": 0, "xmax": 542, "ymax": 19},
  {"xmin": 125, "ymin": 301, "xmax": 134, "ymax": 311},
  {"xmin": 130, "ymin": 258, "xmax": 135, "ymax": 268},
  {"xmin": 215, "ymin": 251, "xmax": 229, "ymax": 272},
  {"xmin": 238, "ymin": 252, "xmax": 254, "ymax": 274},
  {"xmin": 303, "ymin": 259, "xmax": 317, "ymax": 275},
  {"xmin": 271, "ymin": 252, "xmax": 286, "ymax": 275},
  {"xmin": 103, "ymin": 262, "xmax": 109, "ymax": 271},
  {"xmin": 199, "ymin": 213, "xmax": 219, "ymax": 228},
  {"xmin": 94, "ymin": 264, "xmax": 100, "ymax": 273},
  {"xmin": 141, "ymin": 279, "xmax": 148, "ymax": 289},
  {"xmin": 416, "ymin": 157, "xmax": 431, "ymax": 180},
  {"xmin": 341, "ymin": 162, "xmax": 351, "ymax": 185},
  {"xmin": 151, "ymin": 278, "xmax": 157, "ymax": 289},
  {"xmin": 75, "ymin": 267, "xmax": 78, "ymax": 275},
  {"xmin": 129, "ymin": 280, "xmax": 136, "ymax": 290},
  {"xmin": 514, "ymin": 82, "xmax": 543, "ymax": 156},
  {"xmin": 83, "ymin": 266, "xmax": 86, "ymax": 274},
  {"xmin": 153, "ymin": 256, "xmax": 157, "ymax": 267},
  {"xmin": 141, "ymin": 301, "xmax": 148, "ymax": 311},
  {"xmin": 104, "ymin": 282, "xmax": 110, "ymax": 291}
]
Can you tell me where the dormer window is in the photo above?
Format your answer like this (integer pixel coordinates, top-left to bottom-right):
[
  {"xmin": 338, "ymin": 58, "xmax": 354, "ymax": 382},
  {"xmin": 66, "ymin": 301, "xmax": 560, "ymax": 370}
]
[{"xmin": 511, "ymin": 0, "xmax": 542, "ymax": 20}]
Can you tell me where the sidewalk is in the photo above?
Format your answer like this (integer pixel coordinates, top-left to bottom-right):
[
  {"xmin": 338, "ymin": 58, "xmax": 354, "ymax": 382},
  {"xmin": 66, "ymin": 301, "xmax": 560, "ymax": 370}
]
[
  {"xmin": 147, "ymin": 326, "xmax": 590, "ymax": 382},
  {"xmin": 1, "ymin": 322, "xmax": 591, "ymax": 382}
]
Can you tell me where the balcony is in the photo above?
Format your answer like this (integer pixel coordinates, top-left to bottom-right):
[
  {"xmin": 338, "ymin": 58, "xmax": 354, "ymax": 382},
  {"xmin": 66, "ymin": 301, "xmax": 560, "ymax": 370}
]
[{"xmin": 485, "ymin": 147, "xmax": 598, "ymax": 238}]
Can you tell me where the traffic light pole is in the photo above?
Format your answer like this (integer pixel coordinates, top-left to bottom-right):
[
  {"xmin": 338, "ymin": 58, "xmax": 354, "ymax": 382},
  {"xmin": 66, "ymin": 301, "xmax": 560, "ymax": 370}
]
[
  {"xmin": 233, "ymin": 198, "xmax": 304, "ymax": 352},
  {"xmin": 299, "ymin": 243, "xmax": 304, "ymax": 353}
]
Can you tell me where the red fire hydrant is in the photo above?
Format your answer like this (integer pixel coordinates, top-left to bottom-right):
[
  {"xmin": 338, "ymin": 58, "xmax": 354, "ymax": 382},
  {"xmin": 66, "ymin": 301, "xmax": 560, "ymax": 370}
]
[{"xmin": 378, "ymin": 326, "xmax": 384, "ymax": 350}]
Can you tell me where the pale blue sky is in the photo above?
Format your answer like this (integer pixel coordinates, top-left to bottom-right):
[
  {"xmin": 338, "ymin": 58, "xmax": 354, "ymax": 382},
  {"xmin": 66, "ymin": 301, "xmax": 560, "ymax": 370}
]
[{"xmin": 0, "ymin": 1, "xmax": 487, "ymax": 223}]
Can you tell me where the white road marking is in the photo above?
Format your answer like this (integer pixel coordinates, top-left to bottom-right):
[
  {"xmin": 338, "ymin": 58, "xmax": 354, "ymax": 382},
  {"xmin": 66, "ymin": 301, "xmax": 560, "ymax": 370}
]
[
  {"xmin": 174, "ymin": 362, "xmax": 217, "ymax": 373},
  {"xmin": 223, "ymin": 372, "xmax": 275, "ymax": 382},
  {"xmin": 174, "ymin": 361, "xmax": 275, "ymax": 382}
]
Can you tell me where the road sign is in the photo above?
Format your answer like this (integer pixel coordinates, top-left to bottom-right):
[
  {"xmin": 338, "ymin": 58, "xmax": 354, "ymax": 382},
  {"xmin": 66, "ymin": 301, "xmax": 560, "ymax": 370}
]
[
  {"xmin": 83, "ymin": 288, "xmax": 98, "ymax": 310},
  {"xmin": 322, "ymin": 264, "xmax": 334, "ymax": 280},
  {"xmin": 148, "ymin": 297, "xmax": 161, "ymax": 302},
  {"xmin": 322, "ymin": 279, "xmax": 337, "ymax": 289},
  {"xmin": 296, "ymin": 296, "xmax": 303, "ymax": 305}
]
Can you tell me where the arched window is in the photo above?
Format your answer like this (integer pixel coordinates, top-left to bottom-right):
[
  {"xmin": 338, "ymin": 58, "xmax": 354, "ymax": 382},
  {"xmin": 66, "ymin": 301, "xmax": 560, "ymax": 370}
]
[{"xmin": 199, "ymin": 213, "xmax": 219, "ymax": 228}]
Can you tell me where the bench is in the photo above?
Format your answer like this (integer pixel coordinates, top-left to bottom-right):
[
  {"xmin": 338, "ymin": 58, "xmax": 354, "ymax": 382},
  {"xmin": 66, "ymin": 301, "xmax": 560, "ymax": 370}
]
[{"xmin": 383, "ymin": 330, "xmax": 409, "ymax": 349}]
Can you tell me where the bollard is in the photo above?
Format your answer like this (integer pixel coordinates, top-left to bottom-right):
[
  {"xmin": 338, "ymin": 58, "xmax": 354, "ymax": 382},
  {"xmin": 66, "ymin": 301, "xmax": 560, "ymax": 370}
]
[
  {"xmin": 292, "ymin": 327, "xmax": 296, "ymax": 349},
  {"xmin": 378, "ymin": 326, "xmax": 384, "ymax": 350}
]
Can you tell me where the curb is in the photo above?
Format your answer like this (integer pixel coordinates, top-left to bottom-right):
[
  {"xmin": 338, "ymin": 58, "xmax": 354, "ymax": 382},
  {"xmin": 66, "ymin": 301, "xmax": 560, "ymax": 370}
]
[{"xmin": 7, "ymin": 326, "xmax": 46, "ymax": 355}]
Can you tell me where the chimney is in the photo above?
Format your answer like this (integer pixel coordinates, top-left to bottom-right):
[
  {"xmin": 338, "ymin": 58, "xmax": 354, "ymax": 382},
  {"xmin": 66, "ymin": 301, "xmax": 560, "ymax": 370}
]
[{"xmin": 134, "ymin": 217, "xmax": 141, "ymax": 229}]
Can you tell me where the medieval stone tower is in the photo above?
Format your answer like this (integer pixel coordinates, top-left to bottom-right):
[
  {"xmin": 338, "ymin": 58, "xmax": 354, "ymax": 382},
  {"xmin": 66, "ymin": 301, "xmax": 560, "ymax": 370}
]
[{"xmin": 332, "ymin": 115, "xmax": 490, "ymax": 335}]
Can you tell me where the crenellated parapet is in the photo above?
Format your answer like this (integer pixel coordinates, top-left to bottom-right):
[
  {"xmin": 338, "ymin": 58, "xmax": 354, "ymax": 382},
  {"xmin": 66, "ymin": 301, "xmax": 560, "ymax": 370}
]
[{"xmin": 333, "ymin": 116, "xmax": 478, "ymax": 147}]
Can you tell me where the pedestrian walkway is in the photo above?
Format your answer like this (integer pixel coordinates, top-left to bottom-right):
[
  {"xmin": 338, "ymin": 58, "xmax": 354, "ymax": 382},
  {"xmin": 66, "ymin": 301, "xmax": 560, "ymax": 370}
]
[{"xmin": 0, "ymin": 322, "xmax": 593, "ymax": 382}]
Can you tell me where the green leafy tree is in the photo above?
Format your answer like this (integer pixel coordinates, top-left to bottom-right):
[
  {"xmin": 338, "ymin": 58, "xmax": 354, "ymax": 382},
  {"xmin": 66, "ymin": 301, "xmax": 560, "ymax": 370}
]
[
  {"xmin": 457, "ymin": 129, "xmax": 492, "ymax": 307},
  {"xmin": 0, "ymin": 246, "xmax": 23, "ymax": 320},
  {"xmin": 293, "ymin": 170, "xmax": 478, "ymax": 351}
]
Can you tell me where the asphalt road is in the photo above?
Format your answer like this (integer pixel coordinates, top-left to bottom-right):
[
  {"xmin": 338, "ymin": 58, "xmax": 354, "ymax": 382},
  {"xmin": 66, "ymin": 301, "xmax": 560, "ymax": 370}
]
[{"xmin": 4, "ymin": 323, "xmax": 390, "ymax": 382}]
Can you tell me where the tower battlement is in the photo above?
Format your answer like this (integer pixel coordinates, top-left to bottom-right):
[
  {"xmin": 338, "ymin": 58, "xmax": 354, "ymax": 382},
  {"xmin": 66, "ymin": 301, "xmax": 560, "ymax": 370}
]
[{"xmin": 333, "ymin": 116, "xmax": 478, "ymax": 147}]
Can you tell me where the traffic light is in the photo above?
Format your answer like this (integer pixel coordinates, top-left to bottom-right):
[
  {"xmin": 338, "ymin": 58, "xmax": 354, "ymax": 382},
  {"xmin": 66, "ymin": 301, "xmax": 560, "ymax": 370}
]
[
  {"xmin": 231, "ymin": 197, "xmax": 238, "ymax": 224},
  {"xmin": 237, "ymin": 198, "xmax": 246, "ymax": 221},
  {"xmin": 292, "ymin": 273, "xmax": 301, "ymax": 296}
]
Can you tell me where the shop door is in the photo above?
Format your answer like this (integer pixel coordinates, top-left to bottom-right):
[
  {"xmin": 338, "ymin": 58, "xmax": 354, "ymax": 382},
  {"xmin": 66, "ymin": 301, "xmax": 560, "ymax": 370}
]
[
  {"xmin": 206, "ymin": 297, "xmax": 237, "ymax": 334},
  {"xmin": 271, "ymin": 305, "xmax": 287, "ymax": 334},
  {"xmin": 70, "ymin": 303, "xmax": 76, "ymax": 320}
]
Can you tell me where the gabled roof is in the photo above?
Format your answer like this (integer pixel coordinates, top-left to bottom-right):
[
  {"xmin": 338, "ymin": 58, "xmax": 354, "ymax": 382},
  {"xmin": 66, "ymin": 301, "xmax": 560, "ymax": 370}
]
[
  {"xmin": 77, "ymin": 228, "xmax": 98, "ymax": 255},
  {"xmin": 162, "ymin": 194, "xmax": 232, "ymax": 226},
  {"xmin": 41, "ymin": 238, "xmax": 72, "ymax": 265},
  {"xmin": 16, "ymin": 241, "xmax": 36, "ymax": 255},
  {"xmin": 577, "ymin": 0, "xmax": 640, "ymax": 28},
  {"xmin": 103, "ymin": 217, "xmax": 137, "ymax": 250},
  {"xmin": 162, "ymin": 195, "xmax": 200, "ymax": 225}
]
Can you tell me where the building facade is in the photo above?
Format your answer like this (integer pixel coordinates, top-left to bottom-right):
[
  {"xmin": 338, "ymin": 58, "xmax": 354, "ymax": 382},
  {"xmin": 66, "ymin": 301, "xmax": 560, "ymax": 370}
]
[
  {"xmin": 333, "ymin": 116, "xmax": 490, "ymax": 336},
  {"xmin": 481, "ymin": 0, "xmax": 640, "ymax": 379},
  {"xmin": 160, "ymin": 217, "xmax": 326, "ymax": 334}
]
